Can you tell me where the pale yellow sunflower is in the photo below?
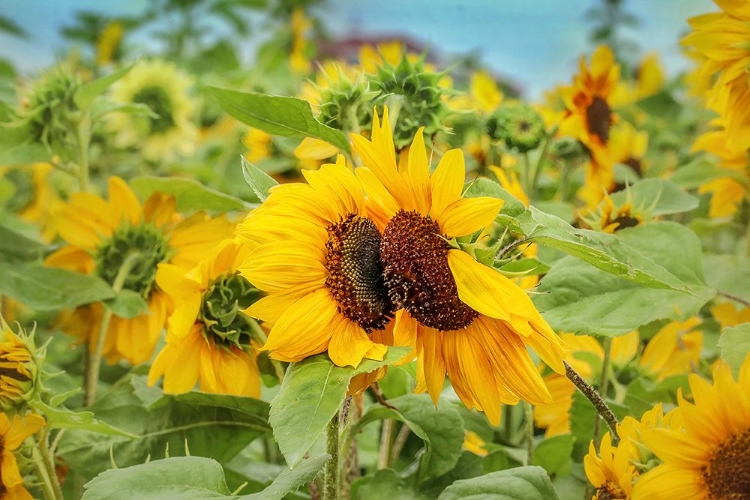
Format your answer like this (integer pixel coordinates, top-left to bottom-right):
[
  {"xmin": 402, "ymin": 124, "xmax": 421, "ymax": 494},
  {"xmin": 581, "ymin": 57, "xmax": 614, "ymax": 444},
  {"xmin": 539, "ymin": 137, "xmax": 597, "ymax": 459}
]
[
  {"xmin": 611, "ymin": 53, "xmax": 665, "ymax": 105},
  {"xmin": 289, "ymin": 7, "xmax": 312, "ymax": 74},
  {"xmin": 46, "ymin": 177, "xmax": 232, "ymax": 365},
  {"xmin": 148, "ymin": 238, "xmax": 262, "ymax": 396},
  {"xmin": 351, "ymin": 108, "xmax": 566, "ymax": 425},
  {"xmin": 0, "ymin": 412, "xmax": 45, "ymax": 500},
  {"xmin": 682, "ymin": 0, "xmax": 750, "ymax": 151},
  {"xmin": 96, "ymin": 21, "xmax": 124, "ymax": 66},
  {"xmin": 632, "ymin": 355, "xmax": 750, "ymax": 499},
  {"xmin": 108, "ymin": 60, "xmax": 197, "ymax": 161},
  {"xmin": 236, "ymin": 156, "xmax": 390, "ymax": 368}
]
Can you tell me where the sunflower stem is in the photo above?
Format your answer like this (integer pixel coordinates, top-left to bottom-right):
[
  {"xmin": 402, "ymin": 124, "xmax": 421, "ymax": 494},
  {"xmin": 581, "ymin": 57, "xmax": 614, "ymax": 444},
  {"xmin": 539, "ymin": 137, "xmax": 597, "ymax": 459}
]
[
  {"xmin": 502, "ymin": 404, "xmax": 514, "ymax": 443},
  {"xmin": 37, "ymin": 426, "xmax": 64, "ymax": 500},
  {"xmin": 84, "ymin": 252, "xmax": 141, "ymax": 406},
  {"xmin": 716, "ymin": 289, "xmax": 750, "ymax": 309},
  {"xmin": 524, "ymin": 402, "xmax": 534, "ymax": 466},
  {"xmin": 323, "ymin": 413, "xmax": 340, "ymax": 500},
  {"xmin": 558, "ymin": 160, "xmax": 573, "ymax": 201},
  {"xmin": 377, "ymin": 419, "xmax": 394, "ymax": 469},
  {"xmin": 31, "ymin": 445, "xmax": 58, "ymax": 500},
  {"xmin": 592, "ymin": 337, "xmax": 612, "ymax": 445},
  {"xmin": 530, "ymin": 126, "xmax": 556, "ymax": 201},
  {"xmin": 564, "ymin": 361, "xmax": 619, "ymax": 442},
  {"xmin": 521, "ymin": 152, "xmax": 532, "ymax": 196},
  {"xmin": 75, "ymin": 119, "xmax": 91, "ymax": 192}
]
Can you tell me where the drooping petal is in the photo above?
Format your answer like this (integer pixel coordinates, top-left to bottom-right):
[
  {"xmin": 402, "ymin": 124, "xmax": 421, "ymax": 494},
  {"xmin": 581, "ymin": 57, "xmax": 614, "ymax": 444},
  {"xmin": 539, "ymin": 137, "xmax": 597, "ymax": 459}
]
[{"xmin": 439, "ymin": 197, "xmax": 503, "ymax": 237}]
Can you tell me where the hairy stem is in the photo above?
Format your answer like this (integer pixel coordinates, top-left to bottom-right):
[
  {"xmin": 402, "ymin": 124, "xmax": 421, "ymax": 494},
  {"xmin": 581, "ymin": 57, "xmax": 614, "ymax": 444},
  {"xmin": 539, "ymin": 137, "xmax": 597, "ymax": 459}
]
[
  {"xmin": 592, "ymin": 337, "xmax": 612, "ymax": 445},
  {"xmin": 564, "ymin": 361, "xmax": 619, "ymax": 441},
  {"xmin": 323, "ymin": 413, "xmax": 340, "ymax": 500},
  {"xmin": 716, "ymin": 289, "xmax": 750, "ymax": 309},
  {"xmin": 377, "ymin": 419, "xmax": 394, "ymax": 469}
]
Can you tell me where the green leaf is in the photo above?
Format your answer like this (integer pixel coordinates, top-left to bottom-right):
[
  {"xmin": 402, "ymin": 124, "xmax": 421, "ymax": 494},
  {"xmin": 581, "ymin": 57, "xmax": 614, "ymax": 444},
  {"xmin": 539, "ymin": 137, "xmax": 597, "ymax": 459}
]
[
  {"xmin": 418, "ymin": 452, "xmax": 484, "ymax": 498},
  {"xmin": 241, "ymin": 156, "xmax": 278, "ymax": 202},
  {"xmin": 347, "ymin": 394, "xmax": 464, "ymax": 481},
  {"xmin": 519, "ymin": 208, "xmax": 695, "ymax": 293},
  {"xmin": 437, "ymin": 466, "xmax": 560, "ymax": 500},
  {"xmin": 531, "ymin": 435, "xmax": 574, "ymax": 477},
  {"xmin": 0, "ymin": 221, "xmax": 46, "ymax": 261},
  {"xmin": 270, "ymin": 347, "xmax": 410, "ymax": 467},
  {"xmin": 0, "ymin": 107, "xmax": 51, "ymax": 164},
  {"xmin": 463, "ymin": 178, "xmax": 526, "ymax": 218},
  {"xmin": 670, "ymin": 157, "xmax": 743, "ymax": 190},
  {"xmin": 81, "ymin": 456, "xmax": 232, "ymax": 500},
  {"xmin": 608, "ymin": 178, "xmax": 698, "ymax": 216},
  {"xmin": 208, "ymin": 87, "xmax": 350, "ymax": 152},
  {"xmin": 0, "ymin": 262, "xmax": 115, "ymax": 311},
  {"xmin": 357, "ymin": 468, "xmax": 432, "ymax": 500},
  {"xmin": 718, "ymin": 324, "xmax": 750, "ymax": 377},
  {"xmin": 30, "ymin": 401, "xmax": 135, "ymax": 437},
  {"xmin": 534, "ymin": 222, "xmax": 715, "ymax": 335},
  {"xmin": 75, "ymin": 64, "xmax": 134, "ymax": 113},
  {"xmin": 130, "ymin": 176, "xmax": 252, "ymax": 211},
  {"xmin": 703, "ymin": 254, "xmax": 750, "ymax": 303},
  {"xmin": 238, "ymin": 455, "xmax": 327, "ymax": 500},
  {"xmin": 104, "ymin": 289, "xmax": 150, "ymax": 319},
  {"xmin": 57, "ymin": 376, "xmax": 271, "ymax": 479}
]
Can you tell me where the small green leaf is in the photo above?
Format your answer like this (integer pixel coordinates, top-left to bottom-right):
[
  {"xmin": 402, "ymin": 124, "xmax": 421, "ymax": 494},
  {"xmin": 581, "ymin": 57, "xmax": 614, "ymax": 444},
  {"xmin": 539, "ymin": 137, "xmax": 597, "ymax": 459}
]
[
  {"xmin": 241, "ymin": 156, "xmax": 278, "ymax": 202},
  {"xmin": 463, "ymin": 178, "xmax": 526, "ymax": 217},
  {"xmin": 208, "ymin": 86, "xmax": 350, "ymax": 151},
  {"xmin": 75, "ymin": 64, "xmax": 134, "ymax": 113},
  {"xmin": 497, "ymin": 259, "xmax": 550, "ymax": 277},
  {"xmin": 357, "ymin": 469, "xmax": 432, "ymax": 500},
  {"xmin": 718, "ymin": 324, "xmax": 750, "ymax": 377},
  {"xmin": 130, "ymin": 176, "xmax": 252, "ymax": 211},
  {"xmin": 238, "ymin": 455, "xmax": 328, "ymax": 500},
  {"xmin": 0, "ymin": 220, "xmax": 46, "ymax": 261},
  {"xmin": 104, "ymin": 290, "xmax": 149, "ymax": 319},
  {"xmin": 521, "ymin": 209, "xmax": 697, "ymax": 293},
  {"xmin": 437, "ymin": 466, "xmax": 560, "ymax": 500},
  {"xmin": 0, "ymin": 262, "xmax": 115, "ymax": 311},
  {"xmin": 609, "ymin": 178, "xmax": 698, "ymax": 216},
  {"xmin": 81, "ymin": 456, "xmax": 232, "ymax": 500},
  {"xmin": 532, "ymin": 435, "xmax": 574, "ymax": 477},
  {"xmin": 270, "ymin": 347, "xmax": 410, "ymax": 467},
  {"xmin": 30, "ymin": 401, "xmax": 135, "ymax": 437},
  {"xmin": 703, "ymin": 254, "xmax": 750, "ymax": 303}
]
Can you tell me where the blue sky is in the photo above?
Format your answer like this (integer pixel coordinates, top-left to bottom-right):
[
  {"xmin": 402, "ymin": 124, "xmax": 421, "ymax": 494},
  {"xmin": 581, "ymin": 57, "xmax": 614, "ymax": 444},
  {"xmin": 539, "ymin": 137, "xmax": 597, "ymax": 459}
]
[{"xmin": 0, "ymin": 0, "xmax": 714, "ymax": 98}]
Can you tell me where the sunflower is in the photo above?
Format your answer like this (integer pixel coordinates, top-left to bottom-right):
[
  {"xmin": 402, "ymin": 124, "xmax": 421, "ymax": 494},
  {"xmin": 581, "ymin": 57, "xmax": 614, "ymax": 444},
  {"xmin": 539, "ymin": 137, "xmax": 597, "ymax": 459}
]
[
  {"xmin": 351, "ymin": 108, "xmax": 566, "ymax": 425},
  {"xmin": 0, "ymin": 325, "xmax": 39, "ymax": 412},
  {"xmin": 639, "ymin": 318, "xmax": 703, "ymax": 381},
  {"xmin": 46, "ymin": 177, "xmax": 232, "ymax": 365},
  {"xmin": 462, "ymin": 430, "xmax": 489, "ymax": 457},
  {"xmin": 96, "ymin": 21, "xmax": 124, "ymax": 66},
  {"xmin": 585, "ymin": 431, "xmax": 637, "ymax": 500},
  {"xmin": 691, "ymin": 124, "xmax": 748, "ymax": 218},
  {"xmin": 711, "ymin": 302, "xmax": 750, "ymax": 329},
  {"xmin": 682, "ymin": 0, "xmax": 750, "ymax": 151},
  {"xmin": 108, "ymin": 59, "xmax": 197, "ymax": 161},
  {"xmin": 0, "ymin": 412, "xmax": 45, "ymax": 500},
  {"xmin": 612, "ymin": 53, "xmax": 665, "ymax": 105},
  {"xmin": 578, "ymin": 121, "xmax": 648, "ymax": 209},
  {"xmin": 559, "ymin": 45, "xmax": 620, "ymax": 165},
  {"xmin": 289, "ymin": 7, "xmax": 312, "ymax": 74},
  {"xmin": 236, "ymin": 155, "xmax": 390, "ymax": 368},
  {"xmin": 447, "ymin": 70, "xmax": 504, "ymax": 113},
  {"xmin": 0, "ymin": 163, "xmax": 62, "ymax": 242},
  {"xmin": 148, "ymin": 239, "xmax": 262, "ymax": 396},
  {"xmin": 632, "ymin": 354, "xmax": 750, "ymax": 499},
  {"xmin": 580, "ymin": 191, "xmax": 645, "ymax": 234}
]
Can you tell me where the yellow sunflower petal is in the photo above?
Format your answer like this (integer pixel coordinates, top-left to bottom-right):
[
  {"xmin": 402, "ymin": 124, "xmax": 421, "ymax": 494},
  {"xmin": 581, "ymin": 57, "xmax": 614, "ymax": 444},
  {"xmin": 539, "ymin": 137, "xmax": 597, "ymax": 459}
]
[
  {"xmin": 108, "ymin": 176, "xmax": 142, "ymax": 225},
  {"xmin": 328, "ymin": 318, "xmax": 383, "ymax": 367},
  {"xmin": 429, "ymin": 149, "xmax": 465, "ymax": 219},
  {"xmin": 294, "ymin": 137, "xmax": 339, "ymax": 160},
  {"xmin": 439, "ymin": 197, "xmax": 504, "ymax": 237}
]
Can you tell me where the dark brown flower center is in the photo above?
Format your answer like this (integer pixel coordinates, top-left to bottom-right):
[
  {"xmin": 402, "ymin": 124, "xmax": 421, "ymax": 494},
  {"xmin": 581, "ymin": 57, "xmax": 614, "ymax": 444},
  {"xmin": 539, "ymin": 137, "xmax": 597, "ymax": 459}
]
[
  {"xmin": 703, "ymin": 427, "xmax": 750, "ymax": 499},
  {"xmin": 586, "ymin": 96, "xmax": 612, "ymax": 144},
  {"xmin": 325, "ymin": 214, "xmax": 393, "ymax": 332},
  {"xmin": 610, "ymin": 215, "xmax": 640, "ymax": 231},
  {"xmin": 595, "ymin": 483, "xmax": 627, "ymax": 500},
  {"xmin": 380, "ymin": 210, "xmax": 478, "ymax": 331}
]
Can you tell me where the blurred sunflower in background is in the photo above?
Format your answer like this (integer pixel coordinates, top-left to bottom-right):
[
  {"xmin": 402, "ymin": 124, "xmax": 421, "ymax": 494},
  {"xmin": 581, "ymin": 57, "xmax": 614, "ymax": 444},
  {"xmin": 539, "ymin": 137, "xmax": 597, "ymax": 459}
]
[
  {"xmin": 352, "ymin": 108, "xmax": 566, "ymax": 425},
  {"xmin": 149, "ymin": 239, "xmax": 262, "ymax": 396},
  {"xmin": 639, "ymin": 317, "xmax": 703, "ymax": 381},
  {"xmin": 0, "ymin": 412, "xmax": 46, "ymax": 500},
  {"xmin": 46, "ymin": 177, "xmax": 231, "ymax": 365},
  {"xmin": 0, "ymin": 162, "xmax": 63, "ymax": 242},
  {"xmin": 632, "ymin": 355, "xmax": 750, "ymax": 499},
  {"xmin": 108, "ymin": 60, "xmax": 197, "ymax": 161}
]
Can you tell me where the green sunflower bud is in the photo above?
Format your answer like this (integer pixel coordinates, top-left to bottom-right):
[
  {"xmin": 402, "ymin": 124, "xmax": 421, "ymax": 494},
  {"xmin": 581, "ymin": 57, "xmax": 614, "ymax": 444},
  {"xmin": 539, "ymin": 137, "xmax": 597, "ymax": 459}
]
[
  {"xmin": 370, "ymin": 55, "xmax": 448, "ymax": 148},
  {"xmin": 486, "ymin": 101, "xmax": 544, "ymax": 152},
  {"xmin": 550, "ymin": 136, "xmax": 584, "ymax": 160},
  {"xmin": 316, "ymin": 68, "xmax": 380, "ymax": 135},
  {"xmin": 0, "ymin": 319, "xmax": 44, "ymax": 413},
  {"xmin": 22, "ymin": 66, "xmax": 83, "ymax": 159},
  {"xmin": 198, "ymin": 272, "xmax": 262, "ymax": 348}
]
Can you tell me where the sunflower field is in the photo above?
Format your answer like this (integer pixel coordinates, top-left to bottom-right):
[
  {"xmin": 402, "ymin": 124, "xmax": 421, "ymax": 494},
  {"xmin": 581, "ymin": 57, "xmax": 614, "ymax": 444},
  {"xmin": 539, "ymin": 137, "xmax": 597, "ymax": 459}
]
[{"xmin": 0, "ymin": 0, "xmax": 749, "ymax": 498}]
